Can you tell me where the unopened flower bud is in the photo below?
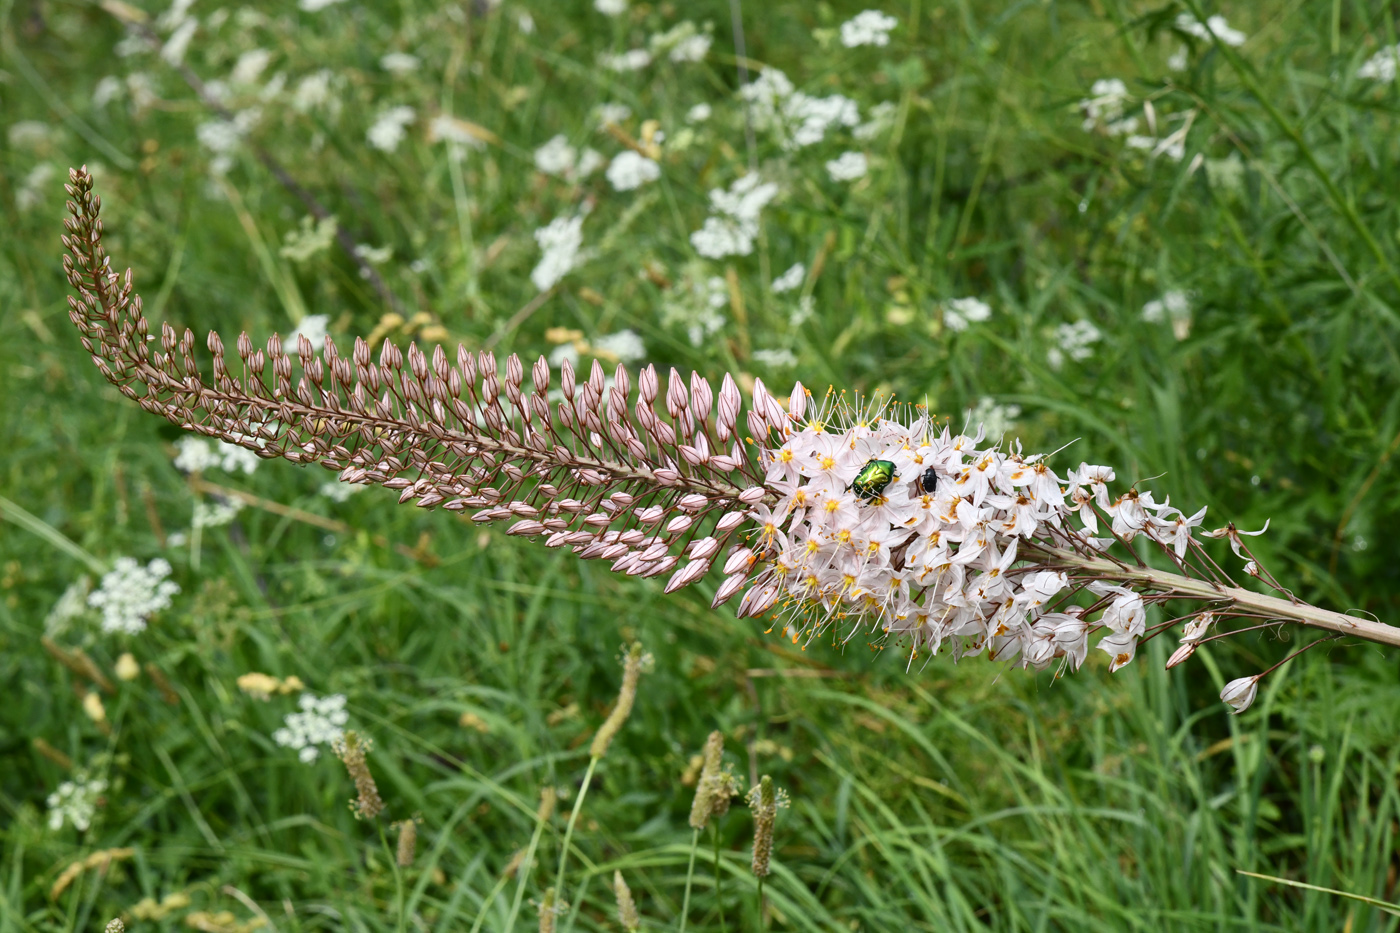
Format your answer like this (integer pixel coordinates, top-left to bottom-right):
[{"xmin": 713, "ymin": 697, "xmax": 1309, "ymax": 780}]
[
  {"xmin": 1166, "ymin": 642, "xmax": 1196, "ymax": 669},
  {"xmin": 1220, "ymin": 675, "xmax": 1260, "ymax": 714}
]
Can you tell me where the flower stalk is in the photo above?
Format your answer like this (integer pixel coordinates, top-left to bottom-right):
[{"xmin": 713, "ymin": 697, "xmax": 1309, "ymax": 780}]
[{"xmin": 58, "ymin": 167, "xmax": 1400, "ymax": 715}]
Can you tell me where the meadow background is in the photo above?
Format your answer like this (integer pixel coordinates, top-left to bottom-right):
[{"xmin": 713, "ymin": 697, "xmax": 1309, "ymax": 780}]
[{"xmin": 4, "ymin": 0, "xmax": 1400, "ymax": 929}]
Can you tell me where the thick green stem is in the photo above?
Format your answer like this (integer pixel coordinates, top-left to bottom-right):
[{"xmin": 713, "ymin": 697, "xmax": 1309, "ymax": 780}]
[{"xmin": 1033, "ymin": 544, "xmax": 1400, "ymax": 647}]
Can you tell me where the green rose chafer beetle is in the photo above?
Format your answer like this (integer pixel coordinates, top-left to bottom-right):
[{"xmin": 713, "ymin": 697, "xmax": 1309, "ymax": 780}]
[{"xmin": 850, "ymin": 459, "xmax": 897, "ymax": 502}]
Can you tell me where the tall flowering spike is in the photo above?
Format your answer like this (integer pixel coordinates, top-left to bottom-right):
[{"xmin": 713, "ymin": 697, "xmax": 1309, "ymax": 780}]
[
  {"xmin": 395, "ymin": 819, "xmax": 418, "ymax": 866},
  {"xmin": 57, "ymin": 169, "xmax": 1400, "ymax": 712},
  {"xmin": 589, "ymin": 643, "xmax": 646, "ymax": 759},
  {"xmin": 332, "ymin": 731, "xmax": 385, "ymax": 820},
  {"xmin": 612, "ymin": 871, "xmax": 640, "ymax": 932},
  {"xmin": 688, "ymin": 730, "xmax": 725, "ymax": 830},
  {"xmin": 746, "ymin": 775, "xmax": 788, "ymax": 879}
]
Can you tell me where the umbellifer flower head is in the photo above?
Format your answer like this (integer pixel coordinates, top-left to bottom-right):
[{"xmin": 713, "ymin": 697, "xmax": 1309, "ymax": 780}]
[{"xmin": 55, "ymin": 166, "xmax": 1400, "ymax": 713}]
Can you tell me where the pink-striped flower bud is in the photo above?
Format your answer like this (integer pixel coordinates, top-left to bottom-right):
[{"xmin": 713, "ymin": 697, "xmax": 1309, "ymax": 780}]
[
  {"xmin": 711, "ymin": 572, "xmax": 749, "ymax": 607},
  {"xmin": 1166, "ymin": 642, "xmax": 1195, "ymax": 669},
  {"xmin": 737, "ymin": 582, "xmax": 781, "ymax": 618},
  {"xmin": 690, "ymin": 372, "xmax": 713, "ymax": 421},
  {"xmin": 559, "ymin": 358, "xmax": 576, "ymax": 399},
  {"xmin": 676, "ymin": 494, "xmax": 709, "ymax": 512},
  {"xmin": 687, "ymin": 537, "xmax": 720, "ymax": 560},
  {"xmin": 788, "ymin": 381, "xmax": 807, "ymax": 421},
  {"xmin": 666, "ymin": 514, "xmax": 694, "ymax": 534},
  {"xmin": 507, "ymin": 520, "xmax": 545, "ymax": 536},
  {"xmin": 716, "ymin": 511, "xmax": 747, "ymax": 532},
  {"xmin": 680, "ymin": 444, "xmax": 709, "ymax": 466},
  {"xmin": 723, "ymin": 547, "xmax": 754, "ymax": 575},
  {"xmin": 738, "ymin": 487, "xmax": 766, "ymax": 504},
  {"xmin": 638, "ymin": 541, "xmax": 669, "ymax": 561},
  {"xmin": 664, "ymin": 559, "xmax": 710, "ymax": 593}
]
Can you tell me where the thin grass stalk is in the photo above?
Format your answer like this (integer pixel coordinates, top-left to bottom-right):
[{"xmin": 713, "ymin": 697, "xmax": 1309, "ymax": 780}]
[
  {"xmin": 713, "ymin": 822, "xmax": 726, "ymax": 932},
  {"xmin": 550, "ymin": 755, "xmax": 598, "ymax": 910},
  {"xmin": 498, "ymin": 788, "xmax": 556, "ymax": 933},
  {"xmin": 678, "ymin": 828, "xmax": 701, "ymax": 933}
]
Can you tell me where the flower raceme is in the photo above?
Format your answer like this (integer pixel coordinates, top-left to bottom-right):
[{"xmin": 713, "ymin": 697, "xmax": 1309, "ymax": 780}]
[{"xmin": 58, "ymin": 167, "xmax": 1400, "ymax": 713}]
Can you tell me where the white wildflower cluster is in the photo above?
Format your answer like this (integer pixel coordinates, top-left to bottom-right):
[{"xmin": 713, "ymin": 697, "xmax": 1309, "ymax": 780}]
[
  {"xmin": 1079, "ymin": 79, "xmax": 1136, "ymax": 136},
  {"xmin": 47, "ymin": 773, "xmax": 107, "ymax": 831},
  {"xmin": 839, "ymin": 10, "xmax": 898, "ymax": 48},
  {"xmin": 172, "ymin": 436, "xmax": 260, "ymax": 474},
  {"xmin": 16, "ymin": 163, "xmax": 56, "ymax": 212},
  {"xmin": 968, "ymin": 397, "xmax": 1020, "ymax": 438},
  {"xmin": 1358, "ymin": 44, "xmax": 1400, "ymax": 83},
  {"xmin": 1124, "ymin": 126, "xmax": 1188, "ymax": 163},
  {"xmin": 602, "ymin": 49, "xmax": 652, "ymax": 72},
  {"xmin": 46, "ymin": 577, "xmax": 93, "ymax": 630},
  {"xmin": 649, "ymin": 21, "xmax": 711, "ymax": 62},
  {"xmin": 772, "ymin": 263, "xmax": 805, "ymax": 294},
  {"xmin": 281, "ymin": 217, "xmax": 338, "ymax": 263},
  {"xmin": 367, "ymin": 106, "xmax": 415, "ymax": 152},
  {"xmin": 595, "ymin": 102, "xmax": 632, "ymax": 127},
  {"xmin": 196, "ymin": 109, "xmax": 261, "ymax": 174},
  {"xmin": 738, "ymin": 394, "xmax": 1223, "ymax": 682},
  {"xmin": 752, "ymin": 348, "xmax": 798, "ymax": 368},
  {"xmin": 740, "ymin": 68, "xmax": 860, "ymax": 150},
  {"xmin": 943, "ymin": 296, "xmax": 991, "ymax": 332},
  {"xmin": 292, "ymin": 70, "xmax": 340, "ymax": 115},
  {"xmin": 662, "ymin": 272, "xmax": 729, "ymax": 346},
  {"xmin": 1142, "ymin": 289, "xmax": 1193, "ymax": 340},
  {"xmin": 1175, "ymin": 13, "xmax": 1246, "ymax": 47},
  {"xmin": 87, "ymin": 557, "xmax": 180, "ymax": 635},
  {"xmin": 1047, "ymin": 320, "xmax": 1101, "ymax": 370},
  {"xmin": 690, "ymin": 174, "xmax": 779, "ymax": 258},
  {"xmin": 273, "ymin": 693, "xmax": 349, "ymax": 763},
  {"xmin": 606, "ymin": 150, "xmax": 661, "ymax": 191},
  {"xmin": 230, "ymin": 48, "xmax": 274, "ymax": 86},
  {"xmin": 534, "ymin": 135, "xmax": 604, "ymax": 180},
  {"xmin": 320, "ymin": 480, "xmax": 365, "ymax": 502},
  {"xmin": 854, "ymin": 101, "xmax": 897, "ymax": 141},
  {"xmin": 380, "ymin": 52, "xmax": 421, "ymax": 74},
  {"xmin": 193, "ymin": 499, "xmax": 242, "ymax": 529},
  {"xmin": 532, "ymin": 214, "xmax": 586, "ymax": 291},
  {"xmin": 285, "ymin": 314, "xmax": 330, "ymax": 350},
  {"xmin": 593, "ymin": 329, "xmax": 648, "ymax": 364},
  {"xmin": 594, "ymin": 0, "xmax": 627, "ymax": 14},
  {"xmin": 825, "ymin": 151, "xmax": 868, "ymax": 182}
]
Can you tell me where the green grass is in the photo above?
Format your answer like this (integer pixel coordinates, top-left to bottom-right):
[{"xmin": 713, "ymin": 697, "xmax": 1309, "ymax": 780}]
[{"xmin": 4, "ymin": 0, "xmax": 1400, "ymax": 929}]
